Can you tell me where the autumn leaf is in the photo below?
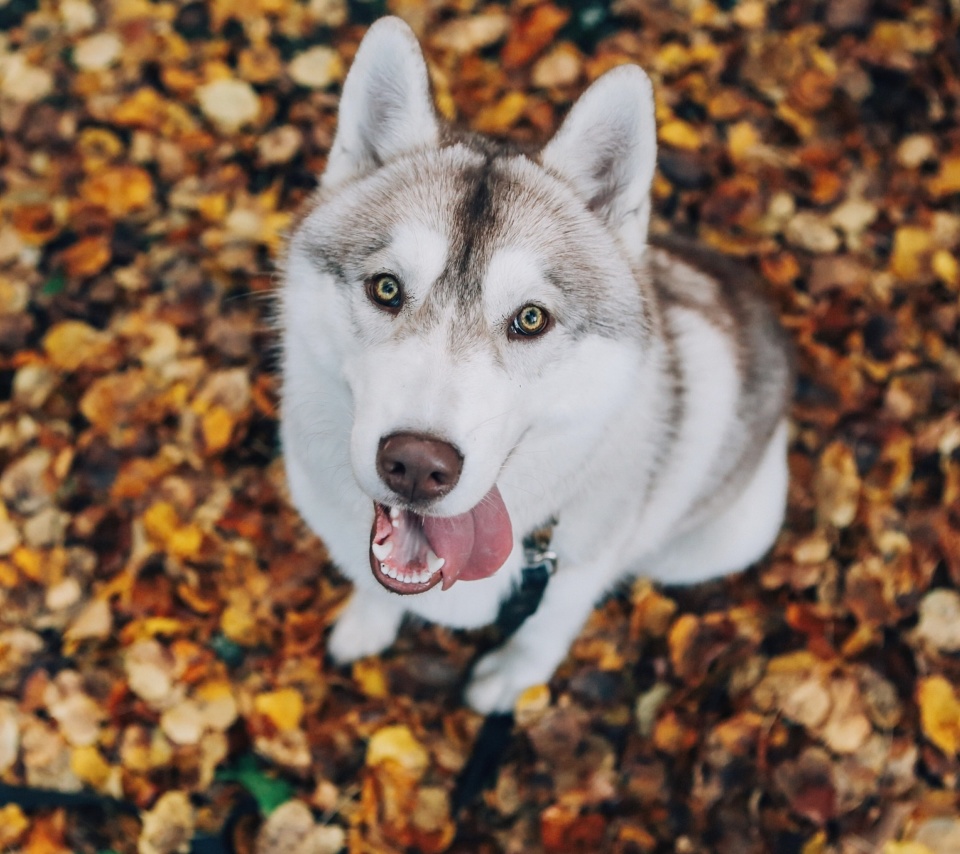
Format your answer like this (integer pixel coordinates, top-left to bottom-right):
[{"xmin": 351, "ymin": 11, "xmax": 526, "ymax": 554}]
[
  {"xmin": 917, "ymin": 676, "xmax": 960, "ymax": 756},
  {"xmin": 79, "ymin": 166, "xmax": 154, "ymax": 217}
]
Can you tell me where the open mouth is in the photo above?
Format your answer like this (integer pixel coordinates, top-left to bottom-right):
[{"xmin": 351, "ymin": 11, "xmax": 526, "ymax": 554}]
[{"xmin": 369, "ymin": 486, "xmax": 514, "ymax": 595}]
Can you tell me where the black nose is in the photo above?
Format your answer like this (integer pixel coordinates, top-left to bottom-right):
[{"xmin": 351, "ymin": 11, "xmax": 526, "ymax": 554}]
[{"xmin": 376, "ymin": 432, "xmax": 463, "ymax": 502}]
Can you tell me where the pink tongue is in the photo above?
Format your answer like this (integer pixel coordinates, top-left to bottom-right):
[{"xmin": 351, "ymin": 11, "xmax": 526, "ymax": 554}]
[{"xmin": 423, "ymin": 486, "xmax": 513, "ymax": 589}]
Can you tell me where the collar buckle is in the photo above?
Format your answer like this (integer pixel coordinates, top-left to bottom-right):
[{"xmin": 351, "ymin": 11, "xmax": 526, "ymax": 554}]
[{"xmin": 521, "ymin": 517, "xmax": 558, "ymax": 576}]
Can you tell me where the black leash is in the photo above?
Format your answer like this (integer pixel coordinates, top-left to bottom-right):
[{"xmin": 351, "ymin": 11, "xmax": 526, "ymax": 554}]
[{"xmin": 452, "ymin": 529, "xmax": 557, "ymax": 813}]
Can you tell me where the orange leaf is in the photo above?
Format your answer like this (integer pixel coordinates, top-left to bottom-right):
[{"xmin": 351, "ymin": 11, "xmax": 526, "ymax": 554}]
[
  {"xmin": 501, "ymin": 4, "xmax": 571, "ymax": 69},
  {"xmin": 11, "ymin": 203, "xmax": 60, "ymax": 245},
  {"xmin": 62, "ymin": 235, "xmax": 112, "ymax": 278},
  {"xmin": 541, "ymin": 804, "xmax": 606, "ymax": 852},
  {"xmin": 80, "ymin": 166, "xmax": 154, "ymax": 217}
]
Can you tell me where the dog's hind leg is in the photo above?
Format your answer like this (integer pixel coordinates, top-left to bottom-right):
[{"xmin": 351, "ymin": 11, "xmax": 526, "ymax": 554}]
[{"xmin": 643, "ymin": 419, "xmax": 789, "ymax": 586}]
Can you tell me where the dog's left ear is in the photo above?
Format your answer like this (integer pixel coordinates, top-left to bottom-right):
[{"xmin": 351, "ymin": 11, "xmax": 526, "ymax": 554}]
[
  {"xmin": 542, "ymin": 66, "xmax": 657, "ymax": 259},
  {"xmin": 323, "ymin": 17, "xmax": 439, "ymax": 189}
]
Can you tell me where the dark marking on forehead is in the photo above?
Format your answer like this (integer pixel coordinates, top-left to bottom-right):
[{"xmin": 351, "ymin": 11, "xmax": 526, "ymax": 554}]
[{"xmin": 454, "ymin": 157, "xmax": 496, "ymax": 279}]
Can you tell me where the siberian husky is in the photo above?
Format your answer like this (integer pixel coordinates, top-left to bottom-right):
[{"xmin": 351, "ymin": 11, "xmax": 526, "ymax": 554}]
[{"xmin": 279, "ymin": 17, "xmax": 792, "ymax": 713}]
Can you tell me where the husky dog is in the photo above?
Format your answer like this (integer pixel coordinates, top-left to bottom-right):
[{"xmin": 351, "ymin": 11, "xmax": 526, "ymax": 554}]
[{"xmin": 279, "ymin": 17, "xmax": 792, "ymax": 713}]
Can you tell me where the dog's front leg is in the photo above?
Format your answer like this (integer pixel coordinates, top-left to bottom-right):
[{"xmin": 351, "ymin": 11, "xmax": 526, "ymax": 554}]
[
  {"xmin": 326, "ymin": 586, "xmax": 406, "ymax": 665},
  {"xmin": 465, "ymin": 549, "xmax": 622, "ymax": 714}
]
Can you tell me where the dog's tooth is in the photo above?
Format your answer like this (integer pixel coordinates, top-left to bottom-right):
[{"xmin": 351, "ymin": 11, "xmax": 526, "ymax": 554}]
[
  {"xmin": 371, "ymin": 541, "xmax": 393, "ymax": 560},
  {"xmin": 426, "ymin": 550, "xmax": 445, "ymax": 575},
  {"xmin": 390, "ymin": 507, "xmax": 401, "ymax": 526}
]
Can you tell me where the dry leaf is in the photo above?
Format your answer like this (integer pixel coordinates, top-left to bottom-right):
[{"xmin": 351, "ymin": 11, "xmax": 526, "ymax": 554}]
[{"xmin": 917, "ymin": 676, "xmax": 960, "ymax": 756}]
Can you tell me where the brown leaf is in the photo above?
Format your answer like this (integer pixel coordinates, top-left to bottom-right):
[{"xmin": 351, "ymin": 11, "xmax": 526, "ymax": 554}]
[{"xmin": 501, "ymin": 5, "xmax": 571, "ymax": 69}]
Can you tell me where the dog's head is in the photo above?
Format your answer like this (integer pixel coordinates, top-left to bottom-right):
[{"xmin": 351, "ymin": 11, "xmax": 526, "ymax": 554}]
[{"xmin": 283, "ymin": 17, "xmax": 658, "ymax": 595}]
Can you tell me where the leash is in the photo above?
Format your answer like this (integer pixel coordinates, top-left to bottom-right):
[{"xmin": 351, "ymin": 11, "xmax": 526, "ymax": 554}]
[
  {"xmin": 493, "ymin": 526, "xmax": 558, "ymax": 638},
  {"xmin": 453, "ymin": 524, "xmax": 558, "ymax": 814}
]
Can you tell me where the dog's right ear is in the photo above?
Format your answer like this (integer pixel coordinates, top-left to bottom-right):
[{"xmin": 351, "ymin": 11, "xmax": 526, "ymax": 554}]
[{"xmin": 322, "ymin": 17, "xmax": 439, "ymax": 189}]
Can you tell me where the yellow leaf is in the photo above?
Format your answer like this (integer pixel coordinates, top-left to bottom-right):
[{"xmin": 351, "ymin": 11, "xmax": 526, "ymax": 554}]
[
  {"xmin": 0, "ymin": 561, "xmax": 18, "ymax": 588},
  {"xmin": 0, "ymin": 803, "xmax": 29, "ymax": 847},
  {"xmin": 473, "ymin": 92, "xmax": 527, "ymax": 134},
  {"xmin": 113, "ymin": 87, "xmax": 166, "ymax": 129},
  {"xmin": 255, "ymin": 688, "xmax": 304, "ymax": 731},
  {"xmin": 352, "ymin": 659, "xmax": 388, "ymax": 699},
  {"xmin": 143, "ymin": 502, "xmax": 203, "ymax": 560},
  {"xmin": 143, "ymin": 500, "xmax": 176, "ymax": 539},
  {"xmin": 890, "ymin": 226, "xmax": 934, "ymax": 282},
  {"xmin": 882, "ymin": 844, "xmax": 936, "ymax": 854},
  {"xmin": 728, "ymin": 121, "xmax": 761, "ymax": 162},
  {"xmin": 12, "ymin": 546, "xmax": 45, "ymax": 583},
  {"xmin": 220, "ymin": 602, "xmax": 257, "ymax": 643},
  {"xmin": 71, "ymin": 745, "xmax": 112, "ymax": 789},
  {"xmin": 515, "ymin": 683, "xmax": 551, "ymax": 727},
  {"xmin": 655, "ymin": 43, "xmax": 693, "ymax": 75},
  {"xmin": 43, "ymin": 320, "xmax": 113, "ymax": 372},
  {"xmin": 78, "ymin": 128, "xmax": 124, "ymax": 172},
  {"xmin": 659, "ymin": 120, "xmax": 702, "ymax": 151},
  {"xmin": 196, "ymin": 193, "xmax": 228, "ymax": 223},
  {"xmin": 927, "ymin": 154, "xmax": 960, "ymax": 198},
  {"xmin": 201, "ymin": 405, "xmax": 235, "ymax": 454},
  {"xmin": 932, "ymin": 249, "xmax": 958, "ymax": 287},
  {"xmin": 366, "ymin": 724, "xmax": 429, "ymax": 776},
  {"xmin": 917, "ymin": 675, "xmax": 960, "ymax": 755},
  {"xmin": 802, "ymin": 831, "xmax": 827, "ymax": 854}
]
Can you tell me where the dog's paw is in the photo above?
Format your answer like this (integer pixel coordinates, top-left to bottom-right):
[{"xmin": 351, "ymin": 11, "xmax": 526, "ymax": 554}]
[
  {"xmin": 327, "ymin": 595, "xmax": 403, "ymax": 665},
  {"xmin": 465, "ymin": 644, "xmax": 546, "ymax": 715}
]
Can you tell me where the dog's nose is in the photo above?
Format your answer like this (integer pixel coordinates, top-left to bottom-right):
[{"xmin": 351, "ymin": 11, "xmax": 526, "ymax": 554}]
[{"xmin": 376, "ymin": 432, "xmax": 463, "ymax": 502}]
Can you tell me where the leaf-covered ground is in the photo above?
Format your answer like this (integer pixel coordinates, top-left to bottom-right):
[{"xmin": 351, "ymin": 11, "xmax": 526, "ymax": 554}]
[{"xmin": 1, "ymin": 0, "xmax": 959, "ymax": 852}]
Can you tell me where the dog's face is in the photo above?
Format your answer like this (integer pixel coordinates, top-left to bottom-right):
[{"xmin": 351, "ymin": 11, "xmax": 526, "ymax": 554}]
[{"xmin": 282, "ymin": 18, "xmax": 657, "ymax": 596}]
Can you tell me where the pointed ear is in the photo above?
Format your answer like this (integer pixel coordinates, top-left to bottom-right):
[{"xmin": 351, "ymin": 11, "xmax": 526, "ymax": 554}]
[
  {"xmin": 323, "ymin": 17, "xmax": 439, "ymax": 189},
  {"xmin": 542, "ymin": 66, "xmax": 657, "ymax": 256}
]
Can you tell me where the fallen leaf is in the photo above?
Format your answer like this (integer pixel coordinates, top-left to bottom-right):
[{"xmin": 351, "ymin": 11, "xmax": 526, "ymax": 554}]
[
  {"xmin": 288, "ymin": 46, "xmax": 343, "ymax": 89},
  {"xmin": 366, "ymin": 724, "xmax": 430, "ymax": 777},
  {"xmin": 917, "ymin": 676, "xmax": 960, "ymax": 755},
  {"xmin": 196, "ymin": 78, "xmax": 261, "ymax": 133},
  {"xmin": 80, "ymin": 166, "xmax": 154, "ymax": 217},
  {"xmin": 254, "ymin": 688, "xmax": 304, "ymax": 732},
  {"xmin": 138, "ymin": 791, "xmax": 195, "ymax": 854}
]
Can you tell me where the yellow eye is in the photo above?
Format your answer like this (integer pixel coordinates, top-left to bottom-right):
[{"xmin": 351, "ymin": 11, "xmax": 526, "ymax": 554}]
[
  {"xmin": 368, "ymin": 274, "xmax": 403, "ymax": 311},
  {"xmin": 511, "ymin": 304, "xmax": 550, "ymax": 338}
]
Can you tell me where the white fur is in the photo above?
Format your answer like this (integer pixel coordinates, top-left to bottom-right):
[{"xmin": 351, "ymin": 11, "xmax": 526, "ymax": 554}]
[
  {"xmin": 542, "ymin": 65, "xmax": 657, "ymax": 263},
  {"xmin": 323, "ymin": 17, "xmax": 438, "ymax": 189},
  {"xmin": 279, "ymin": 18, "xmax": 791, "ymax": 714}
]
